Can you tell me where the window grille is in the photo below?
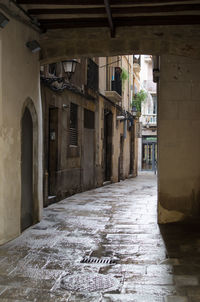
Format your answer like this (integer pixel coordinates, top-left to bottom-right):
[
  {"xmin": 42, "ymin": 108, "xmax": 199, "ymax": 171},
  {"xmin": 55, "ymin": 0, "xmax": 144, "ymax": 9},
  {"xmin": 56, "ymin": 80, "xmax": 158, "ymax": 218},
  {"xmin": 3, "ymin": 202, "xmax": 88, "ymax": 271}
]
[
  {"xmin": 111, "ymin": 67, "xmax": 122, "ymax": 96},
  {"xmin": 69, "ymin": 103, "xmax": 78, "ymax": 146}
]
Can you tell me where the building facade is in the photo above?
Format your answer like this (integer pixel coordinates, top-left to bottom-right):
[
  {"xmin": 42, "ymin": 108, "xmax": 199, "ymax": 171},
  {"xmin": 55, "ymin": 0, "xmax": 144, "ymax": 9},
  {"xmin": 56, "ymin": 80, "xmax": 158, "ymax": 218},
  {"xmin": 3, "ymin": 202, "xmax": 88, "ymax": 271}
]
[
  {"xmin": 135, "ymin": 55, "xmax": 157, "ymax": 172},
  {"xmin": 0, "ymin": 8, "xmax": 43, "ymax": 245},
  {"xmin": 41, "ymin": 56, "xmax": 137, "ymax": 205}
]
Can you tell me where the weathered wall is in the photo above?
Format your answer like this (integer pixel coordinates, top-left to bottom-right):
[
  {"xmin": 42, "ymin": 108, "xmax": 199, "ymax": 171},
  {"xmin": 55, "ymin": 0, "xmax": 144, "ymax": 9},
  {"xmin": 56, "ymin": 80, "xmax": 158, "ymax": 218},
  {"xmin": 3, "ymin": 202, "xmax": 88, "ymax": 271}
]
[
  {"xmin": 158, "ymin": 55, "xmax": 200, "ymax": 223},
  {"xmin": 111, "ymin": 106, "xmax": 119, "ymax": 182},
  {"xmin": 121, "ymin": 55, "xmax": 133, "ymax": 112},
  {"xmin": 40, "ymin": 26, "xmax": 200, "ymax": 65},
  {"xmin": 0, "ymin": 12, "xmax": 43, "ymax": 244},
  {"xmin": 42, "ymin": 85, "xmax": 98, "ymax": 202}
]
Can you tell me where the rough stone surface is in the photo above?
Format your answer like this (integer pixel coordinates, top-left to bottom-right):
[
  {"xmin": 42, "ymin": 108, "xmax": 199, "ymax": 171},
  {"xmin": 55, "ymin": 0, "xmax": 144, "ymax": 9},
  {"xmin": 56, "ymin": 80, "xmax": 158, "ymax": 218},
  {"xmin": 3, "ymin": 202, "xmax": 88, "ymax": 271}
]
[
  {"xmin": 0, "ymin": 173, "xmax": 200, "ymax": 301},
  {"xmin": 39, "ymin": 26, "xmax": 200, "ymax": 64},
  {"xmin": 159, "ymin": 54, "xmax": 200, "ymax": 223}
]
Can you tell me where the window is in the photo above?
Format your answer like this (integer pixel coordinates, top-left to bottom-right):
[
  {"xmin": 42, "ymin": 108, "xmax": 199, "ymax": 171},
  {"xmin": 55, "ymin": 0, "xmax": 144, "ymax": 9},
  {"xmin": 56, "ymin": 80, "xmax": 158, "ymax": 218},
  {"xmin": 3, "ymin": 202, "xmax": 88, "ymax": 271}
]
[
  {"xmin": 84, "ymin": 109, "xmax": 95, "ymax": 129},
  {"xmin": 49, "ymin": 63, "xmax": 56, "ymax": 76},
  {"xmin": 69, "ymin": 103, "xmax": 78, "ymax": 146},
  {"xmin": 87, "ymin": 58, "xmax": 99, "ymax": 91},
  {"xmin": 152, "ymin": 95, "xmax": 157, "ymax": 114}
]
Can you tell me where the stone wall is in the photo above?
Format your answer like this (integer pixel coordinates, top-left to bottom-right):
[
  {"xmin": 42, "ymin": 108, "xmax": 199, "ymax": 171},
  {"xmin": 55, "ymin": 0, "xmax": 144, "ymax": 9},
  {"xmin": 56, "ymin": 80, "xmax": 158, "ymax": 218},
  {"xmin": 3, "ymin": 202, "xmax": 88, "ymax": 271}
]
[
  {"xmin": 42, "ymin": 84, "xmax": 98, "ymax": 203},
  {"xmin": 40, "ymin": 26, "xmax": 200, "ymax": 65},
  {"xmin": 158, "ymin": 55, "xmax": 200, "ymax": 223}
]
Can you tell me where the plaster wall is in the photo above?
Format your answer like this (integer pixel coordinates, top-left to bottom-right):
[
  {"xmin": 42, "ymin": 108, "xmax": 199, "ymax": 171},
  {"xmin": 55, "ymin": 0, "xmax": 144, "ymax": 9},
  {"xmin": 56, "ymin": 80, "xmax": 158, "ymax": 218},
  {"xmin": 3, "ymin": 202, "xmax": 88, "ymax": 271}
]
[
  {"xmin": 0, "ymin": 13, "xmax": 43, "ymax": 244},
  {"xmin": 99, "ymin": 57, "xmax": 107, "ymax": 95},
  {"xmin": 111, "ymin": 109, "xmax": 120, "ymax": 182},
  {"xmin": 98, "ymin": 96, "xmax": 133, "ymax": 183},
  {"xmin": 111, "ymin": 112, "xmax": 132, "ymax": 182},
  {"xmin": 121, "ymin": 55, "xmax": 132, "ymax": 112},
  {"xmin": 138, "ymin": 137, "xmax": 142, "ymax": 171},
  {"xmin": 123, "ymin": 130, "xmax": 131, "ymax": 178},
  {"xmin": 42, "ymin": 85, "xmax": 98, "ymax": 201},
  {"xmin": 158, "ymin": 55, "xmax": 200, "ymax": 223}
]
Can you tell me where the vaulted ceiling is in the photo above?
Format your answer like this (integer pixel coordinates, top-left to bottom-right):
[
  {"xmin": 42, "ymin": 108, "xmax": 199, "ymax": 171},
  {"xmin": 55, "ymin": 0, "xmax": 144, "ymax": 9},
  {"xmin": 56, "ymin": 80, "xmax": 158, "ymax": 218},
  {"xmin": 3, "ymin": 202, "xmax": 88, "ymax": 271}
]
[{"xmin": 17, "ymin": 0, "xmax": 200, "ymax": 38}]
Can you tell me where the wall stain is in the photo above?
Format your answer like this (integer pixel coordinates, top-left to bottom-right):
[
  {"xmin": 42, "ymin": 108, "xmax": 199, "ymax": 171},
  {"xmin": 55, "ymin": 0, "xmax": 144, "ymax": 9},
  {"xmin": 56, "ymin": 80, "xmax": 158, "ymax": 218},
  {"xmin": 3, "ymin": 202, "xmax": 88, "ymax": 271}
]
[{"xmin": 159, "ymin": 190, "xmax": 200, "ymax": 222}]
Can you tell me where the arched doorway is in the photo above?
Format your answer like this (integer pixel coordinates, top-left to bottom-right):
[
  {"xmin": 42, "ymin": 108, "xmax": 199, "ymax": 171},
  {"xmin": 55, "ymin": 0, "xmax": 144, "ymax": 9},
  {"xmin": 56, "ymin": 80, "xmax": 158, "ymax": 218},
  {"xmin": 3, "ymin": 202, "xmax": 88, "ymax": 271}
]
[{"xmin": 21, "ymin": 107, "xmax": 34, "ymax": 231}]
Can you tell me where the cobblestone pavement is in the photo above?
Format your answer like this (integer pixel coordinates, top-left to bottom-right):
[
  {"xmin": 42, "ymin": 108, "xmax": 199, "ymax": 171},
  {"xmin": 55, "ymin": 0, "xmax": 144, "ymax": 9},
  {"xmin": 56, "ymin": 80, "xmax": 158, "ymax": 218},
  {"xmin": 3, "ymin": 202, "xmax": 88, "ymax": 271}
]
[{"xmin": 0, "ymin": 174, "xmax": 200, "ymax": 301}]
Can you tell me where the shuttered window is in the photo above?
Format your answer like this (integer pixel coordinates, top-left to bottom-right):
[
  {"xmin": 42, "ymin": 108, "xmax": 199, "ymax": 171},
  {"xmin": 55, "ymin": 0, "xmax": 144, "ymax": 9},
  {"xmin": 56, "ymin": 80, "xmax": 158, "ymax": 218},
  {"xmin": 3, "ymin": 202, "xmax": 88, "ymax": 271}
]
[{"xmin": 69, "ymin": 103, "xmax": 78, "ymax": 146}]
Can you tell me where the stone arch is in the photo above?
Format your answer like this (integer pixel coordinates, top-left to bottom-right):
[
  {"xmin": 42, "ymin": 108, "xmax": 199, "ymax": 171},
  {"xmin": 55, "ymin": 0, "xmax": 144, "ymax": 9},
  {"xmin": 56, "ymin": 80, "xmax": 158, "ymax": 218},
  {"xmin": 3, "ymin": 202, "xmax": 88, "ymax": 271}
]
[{"xmin": 21, "ymin": 98, "xmax": 39, "ymax": 231}]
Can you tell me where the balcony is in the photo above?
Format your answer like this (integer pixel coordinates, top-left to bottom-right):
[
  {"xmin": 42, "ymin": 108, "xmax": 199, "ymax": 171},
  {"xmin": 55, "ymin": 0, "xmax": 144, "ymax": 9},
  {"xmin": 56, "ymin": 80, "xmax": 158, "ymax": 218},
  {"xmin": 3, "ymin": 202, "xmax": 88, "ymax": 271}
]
[
  {"xmin": 105, "ymin": 66, "xmax": 122, "ymax": 103},
  {"xmin": 141, "ymin": 114, "xmax": 157, "ymax": 127},
  {"xmin": 143, "ymin": 80, "xmax": 157, "ymax": 93}
]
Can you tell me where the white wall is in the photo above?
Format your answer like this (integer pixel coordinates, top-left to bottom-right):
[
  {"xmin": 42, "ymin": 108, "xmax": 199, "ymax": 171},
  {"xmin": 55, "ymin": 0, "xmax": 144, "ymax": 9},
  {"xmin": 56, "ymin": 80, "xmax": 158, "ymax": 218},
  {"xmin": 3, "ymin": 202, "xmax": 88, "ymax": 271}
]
[{"xmin": 0, "ymin": 12, "xmax": 43, "ymax": 244}]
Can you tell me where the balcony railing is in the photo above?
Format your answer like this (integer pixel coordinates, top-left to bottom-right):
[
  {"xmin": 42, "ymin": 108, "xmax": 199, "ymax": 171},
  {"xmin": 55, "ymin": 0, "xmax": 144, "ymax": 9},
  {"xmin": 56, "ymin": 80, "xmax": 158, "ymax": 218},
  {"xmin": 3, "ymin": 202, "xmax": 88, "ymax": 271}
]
[
  {"xmin": 141, "ymin": 114, "xmax": 157, "ymax": 126},
  {"xmin": 143, "ymin": 80, "xmax": 157, "ymax": 93},
  {"xmin": 111, "ymin": 79, "xmax": 122, "ymax": 96},
  {"xmin": 105, "ymin": 66, "xmax": 122, "ymax": 103}
]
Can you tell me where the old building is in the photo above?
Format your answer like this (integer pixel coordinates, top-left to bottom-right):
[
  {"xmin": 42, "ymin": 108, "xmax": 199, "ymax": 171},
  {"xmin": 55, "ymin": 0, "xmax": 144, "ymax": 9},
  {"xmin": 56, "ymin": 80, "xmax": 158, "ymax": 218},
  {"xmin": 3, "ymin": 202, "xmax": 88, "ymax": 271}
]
[
  {"xmin": 2, "ymin": 0, "xmax": 200, "ymax": 245},
  {"xmin": 99, "ymin": 56, "xmax": 138, "ymax": 182},
  {"xmin": 41, "ymin": 58, "xmax": 100, "ymax": 205},
  {"xmin": 41, "ymin": 56, "xmax": 137, "ymax": 205},
  {"xmin": 136, "ymin": 55, "xmax": 157, "ymax": 172}
]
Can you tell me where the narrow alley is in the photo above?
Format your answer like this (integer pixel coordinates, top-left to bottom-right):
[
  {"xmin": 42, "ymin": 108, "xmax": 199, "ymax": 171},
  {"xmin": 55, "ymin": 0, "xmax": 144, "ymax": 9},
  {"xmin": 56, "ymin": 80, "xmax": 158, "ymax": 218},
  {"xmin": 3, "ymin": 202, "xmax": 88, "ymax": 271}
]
[{"xmin": 0, "ymin": 174, "xmax": 199, "ymax": 302}]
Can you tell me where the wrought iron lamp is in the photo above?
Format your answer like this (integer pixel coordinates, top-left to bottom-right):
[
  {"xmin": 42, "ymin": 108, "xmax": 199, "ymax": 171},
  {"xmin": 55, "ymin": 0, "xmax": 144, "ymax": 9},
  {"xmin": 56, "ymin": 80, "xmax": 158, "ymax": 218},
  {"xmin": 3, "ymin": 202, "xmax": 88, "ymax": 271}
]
[{"xmin": 62, "ymin": 59, "xmax": 78, "ymax": 81}]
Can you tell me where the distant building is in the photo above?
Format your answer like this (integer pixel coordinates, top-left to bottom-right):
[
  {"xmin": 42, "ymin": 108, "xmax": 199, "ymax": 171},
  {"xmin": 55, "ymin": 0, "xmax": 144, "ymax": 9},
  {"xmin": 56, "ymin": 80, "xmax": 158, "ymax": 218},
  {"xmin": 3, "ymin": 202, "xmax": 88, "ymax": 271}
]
[
  {"xmin": 41, "ymin": 56, "xmax": 138, "ymax": 206},
  {"xmin": 135, "ymin": 55, "xmax": 157, "ymax": 172}
]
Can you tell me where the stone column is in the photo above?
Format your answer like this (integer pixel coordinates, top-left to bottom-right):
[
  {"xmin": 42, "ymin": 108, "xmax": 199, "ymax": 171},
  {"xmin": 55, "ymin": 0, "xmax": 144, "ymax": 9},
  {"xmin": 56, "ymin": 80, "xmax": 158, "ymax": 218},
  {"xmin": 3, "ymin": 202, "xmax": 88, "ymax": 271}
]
[{"xmin": 158, "ymin": 55, "xmax": 200, "ymax": 223}]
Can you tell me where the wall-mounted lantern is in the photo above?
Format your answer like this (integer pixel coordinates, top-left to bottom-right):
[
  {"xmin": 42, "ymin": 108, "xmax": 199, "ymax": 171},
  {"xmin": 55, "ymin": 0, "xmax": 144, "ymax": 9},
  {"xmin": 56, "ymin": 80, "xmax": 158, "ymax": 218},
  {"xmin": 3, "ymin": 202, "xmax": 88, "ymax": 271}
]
[
  {"xmin": 131, "ymin": 105, "xmax": 137, "ymax": 117},
  {"xmin": 62, "ymin": 59, "xmax": 78, "ymax": 81},
  {"xmin": 116, "ymin": 115, "xmax": 126, "ymax": 121},
  {"xmin": 0, "ymin": 12, "xmax": 9, "ymax": 28}
]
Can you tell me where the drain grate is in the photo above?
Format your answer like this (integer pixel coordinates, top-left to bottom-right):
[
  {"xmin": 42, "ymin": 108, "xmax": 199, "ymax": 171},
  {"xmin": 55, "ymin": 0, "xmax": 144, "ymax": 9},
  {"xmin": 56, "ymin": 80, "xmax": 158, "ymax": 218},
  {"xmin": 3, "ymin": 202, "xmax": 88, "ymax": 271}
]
[
  {"xmin": 80, "ymin": 256, "xmax": 117, "ymax": 264},
  {"xmin": 60, "ymin": 272, "xmax": 120, "ymax": 292}
]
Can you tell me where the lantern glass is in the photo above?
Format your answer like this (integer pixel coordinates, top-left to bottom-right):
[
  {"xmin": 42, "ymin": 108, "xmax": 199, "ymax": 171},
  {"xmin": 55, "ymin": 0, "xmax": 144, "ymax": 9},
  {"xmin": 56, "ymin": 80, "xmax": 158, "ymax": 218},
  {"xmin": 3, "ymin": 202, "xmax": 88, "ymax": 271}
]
[
  {"xmin": 62, "ymin": 60, "xmax": 77, "ymax": 73},
  {"xmin": 131, "ymin": 105, "xmax": 137, "ymax": 116}
]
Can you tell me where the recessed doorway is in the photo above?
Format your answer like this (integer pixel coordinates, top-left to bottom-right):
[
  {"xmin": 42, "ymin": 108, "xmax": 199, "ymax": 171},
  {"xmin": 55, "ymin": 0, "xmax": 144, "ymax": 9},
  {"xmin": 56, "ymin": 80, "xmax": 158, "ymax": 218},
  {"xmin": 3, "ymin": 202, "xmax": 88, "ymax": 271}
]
[{"xmin": 21, "ymin": 107, "xmax": 34, "ymax": 231}]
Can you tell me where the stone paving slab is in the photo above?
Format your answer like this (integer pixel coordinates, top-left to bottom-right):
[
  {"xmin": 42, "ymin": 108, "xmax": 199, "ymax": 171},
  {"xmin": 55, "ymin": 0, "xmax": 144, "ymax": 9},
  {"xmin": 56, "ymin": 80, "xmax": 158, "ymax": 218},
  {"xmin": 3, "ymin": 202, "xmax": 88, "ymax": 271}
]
[{"xmin": 0, "ymin": 174, "xmax": 200, "ymax": 301}]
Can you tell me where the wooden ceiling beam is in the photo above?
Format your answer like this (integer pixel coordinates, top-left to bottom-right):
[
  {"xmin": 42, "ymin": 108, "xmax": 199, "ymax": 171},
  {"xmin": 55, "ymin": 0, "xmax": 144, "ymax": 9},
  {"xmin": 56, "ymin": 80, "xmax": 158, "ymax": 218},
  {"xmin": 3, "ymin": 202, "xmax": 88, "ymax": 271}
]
[
  {"xmin": 104, "ymin": 0, "xmax": 115, "ymax": 37},
  {"xmin": 28, "ymin": 7, "xmax": 106, "ymax": 15},
  {"xmin": 39, "ymin": 15, "xmax": 200, "ymax": 29},
  {"xmin": 17, "ymin": 0, "xmax": 200, "ymax": 5},
  {"xmin": 28, "ymin": 4, "xmax": 200, "ymax": 15}
]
